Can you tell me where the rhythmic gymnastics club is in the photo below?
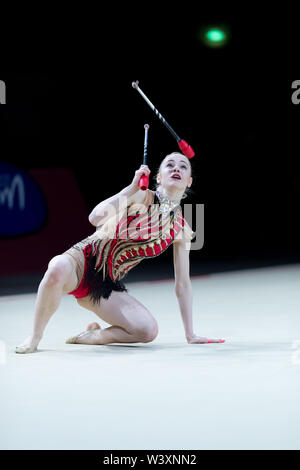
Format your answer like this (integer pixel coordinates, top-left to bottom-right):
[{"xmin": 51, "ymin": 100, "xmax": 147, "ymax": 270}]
[
  {"xmin": 139, "ymin": 124, "xmax": 150, "ymax": 191},
  {"xmin": 132, "ymin": 81, "xmax": 195, "ymax": 159}
]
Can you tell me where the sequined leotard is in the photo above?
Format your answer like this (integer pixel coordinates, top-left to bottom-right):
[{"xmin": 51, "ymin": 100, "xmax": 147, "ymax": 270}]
[{"xmin": 65, "ymin": 189, "xmax": 194, "ymax": 304}]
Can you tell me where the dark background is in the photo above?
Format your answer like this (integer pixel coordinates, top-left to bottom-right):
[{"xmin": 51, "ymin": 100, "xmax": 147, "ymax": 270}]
[{"xmin": 0, "ymin": 11, "xmax": 299, "ymax": 293}]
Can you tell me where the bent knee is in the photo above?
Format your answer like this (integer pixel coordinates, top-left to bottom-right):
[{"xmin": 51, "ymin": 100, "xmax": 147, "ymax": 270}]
[
  {"xmin": 133, "ymin": 320, "xmax": 159, "ymax": 343},
  {"xmin": 43, "ymin": 256, "xmax": 73, "ymax": 287}
]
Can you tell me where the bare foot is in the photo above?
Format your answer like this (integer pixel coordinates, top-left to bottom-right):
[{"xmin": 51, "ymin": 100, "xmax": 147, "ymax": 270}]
[
  {"xmin": 187, "ymin": 335, "xmax": 226, "ymax": 344},
  {"xmin": 15, "ymin": 335, "xmax": 42, "ymax": 354},
  {"xmin": 66, "ymin": 323, "xmax": 102, "ymax": 345}
]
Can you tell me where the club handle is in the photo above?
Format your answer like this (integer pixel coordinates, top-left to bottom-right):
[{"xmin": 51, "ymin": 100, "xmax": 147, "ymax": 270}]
[
  {"xmin": 139, "ymin": 123, "xmax": 150, "ymax": 191},
  {"xmin": 139, "ymin": 173, "xmax": 149, "ymax": 191}
]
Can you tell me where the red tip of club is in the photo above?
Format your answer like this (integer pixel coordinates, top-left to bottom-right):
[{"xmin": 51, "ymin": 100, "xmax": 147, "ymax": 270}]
[{"xmin": 177, "ymin": 139, "xmax": 195, "ymax": 159}]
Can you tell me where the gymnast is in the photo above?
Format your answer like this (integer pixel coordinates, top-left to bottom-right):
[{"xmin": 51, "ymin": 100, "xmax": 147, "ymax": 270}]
[{"xmin": 15, "ymin": 151, "xmax": 225, "ymax": 353}]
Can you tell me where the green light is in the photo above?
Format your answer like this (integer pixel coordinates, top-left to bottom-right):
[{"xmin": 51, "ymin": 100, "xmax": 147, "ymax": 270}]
[
  {"xmin": 206, "ymin": 29, "xmax": 225, "ymax": 43},
  {"xmin": 197, "ymin": 24, "xmax": 230, "ymax": 48}
]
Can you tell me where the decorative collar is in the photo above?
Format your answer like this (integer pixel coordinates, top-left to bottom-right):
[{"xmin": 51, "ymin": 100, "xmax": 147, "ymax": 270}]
[{"xmin": 155, "ymin": 190, "xmax": 180, "ymax": 214}]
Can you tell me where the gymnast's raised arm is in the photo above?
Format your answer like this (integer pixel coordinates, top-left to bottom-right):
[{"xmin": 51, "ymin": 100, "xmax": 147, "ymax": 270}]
[{"xmin": 88, "ymin": 164, "xmax": 151, "ymax": 227}]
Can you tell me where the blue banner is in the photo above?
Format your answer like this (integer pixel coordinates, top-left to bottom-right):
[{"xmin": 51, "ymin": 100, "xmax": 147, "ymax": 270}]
[{"xmin": 0, "ymin": 163, "xmax": 47, "ymax": 236}]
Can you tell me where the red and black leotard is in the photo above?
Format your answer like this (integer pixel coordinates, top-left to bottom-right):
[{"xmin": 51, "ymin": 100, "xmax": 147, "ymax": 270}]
[{"xmin": 67, "ymin": 190, "xmax": 194, "ymax": 303}]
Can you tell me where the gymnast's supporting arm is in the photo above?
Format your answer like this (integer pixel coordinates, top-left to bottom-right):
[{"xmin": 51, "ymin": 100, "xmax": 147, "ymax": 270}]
[
  {"xmin": 173, "ymin": 236, "xmax": 226, "ymax": 344},
  {"xmin": 173, "ymin": 237, "xmax": 194, "ymax": 341}
]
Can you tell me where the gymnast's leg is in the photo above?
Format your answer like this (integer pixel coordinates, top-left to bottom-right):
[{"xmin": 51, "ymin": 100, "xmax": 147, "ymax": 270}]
[
  {"xmin": 67, "ymin": 291, "xmax": 159, "ymax": 345},
  {"xmin": 15, "ymin": 254, "xmax": 78, "ymax": 354}
]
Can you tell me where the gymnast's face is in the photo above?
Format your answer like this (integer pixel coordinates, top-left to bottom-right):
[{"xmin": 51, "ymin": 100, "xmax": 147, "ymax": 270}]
[{"xmin": 156, "ymin": 152, "xmax": 192, "ymax": 193}]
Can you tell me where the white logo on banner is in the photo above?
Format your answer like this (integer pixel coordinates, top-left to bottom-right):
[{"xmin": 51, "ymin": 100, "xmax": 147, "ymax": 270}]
[{"xmin": 0, "ymin": 174, "xmax": 26, "ymax": 210}]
